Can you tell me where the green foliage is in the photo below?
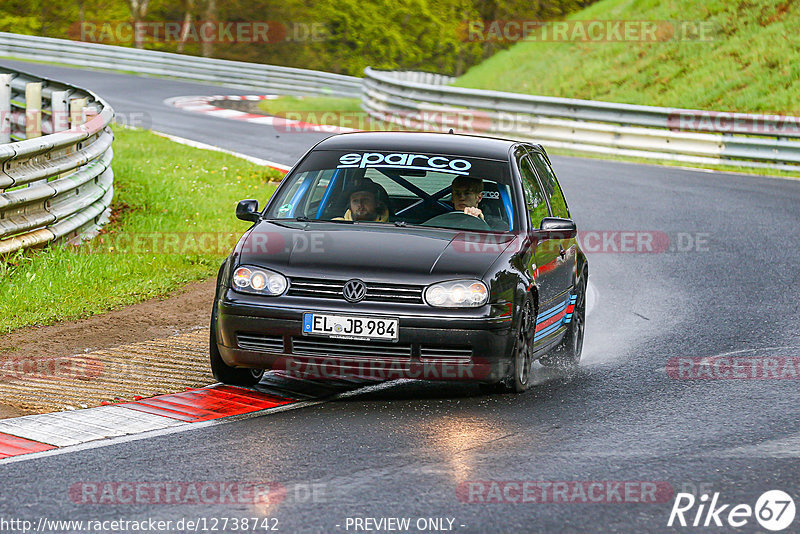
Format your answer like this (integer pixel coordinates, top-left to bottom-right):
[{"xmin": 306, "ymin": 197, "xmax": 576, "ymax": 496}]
[
  {"xmin": 455, "ymin": 0, "xmax": 800, "ymax": 114},
  {"xmin": 0, "ymin": 127, "xmax": 283, "ymax": 333},
  {"xmin": 0, "ymin": 0, "xmax": 593, "ymax": 76},
  {"xmin": 297, "ymin": 0, "xmax": 484, "ymax": 75},
  {"xmin": 0, "ymin": 14, "xmax": 40, "ymax": 35}
]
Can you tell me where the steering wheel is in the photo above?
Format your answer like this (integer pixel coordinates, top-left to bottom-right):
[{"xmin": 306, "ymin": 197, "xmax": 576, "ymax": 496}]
[{"xmin": 421, "ymin": 211, "xmax": 491, "ymax": 231}]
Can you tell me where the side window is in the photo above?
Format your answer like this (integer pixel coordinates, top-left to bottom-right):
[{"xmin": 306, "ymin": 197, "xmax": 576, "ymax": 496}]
[
  {"xmin": 517, "ymin": 155, "xmax": 549, "ymax": 228},
  {"xmin": 306, "ymin": 173, "xmax": 330, "ymax": 205},
  {"xmin": 530, "ymin": 152, "xmax": 570, "ymax": 219},
  {"xmin": 276, "ymin": 170, "xmax": 316, "ymax": 218}
]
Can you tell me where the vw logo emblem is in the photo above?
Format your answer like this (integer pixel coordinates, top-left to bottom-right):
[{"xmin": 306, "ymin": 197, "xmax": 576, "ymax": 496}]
[{"xmin": 342, "ymin": 279, "xmax": 367, "ymax": 303}]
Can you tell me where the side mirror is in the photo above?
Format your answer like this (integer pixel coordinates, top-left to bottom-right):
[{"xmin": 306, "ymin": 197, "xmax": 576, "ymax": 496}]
[
  {"xmin": 236, "ymin": 199, "xmax": 260, "ymax": 223},
  {"xmin": 539, "ymin": 217, "xmax": 577, "ymax": 238}
]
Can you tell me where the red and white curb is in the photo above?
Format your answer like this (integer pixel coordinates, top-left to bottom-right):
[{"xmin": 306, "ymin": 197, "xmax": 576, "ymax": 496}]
[
  {"xmin": 0, "ymin": 385, "xmax": 295, "ymax": 461},
  {"xmin": 0, "ymin": 378, "xmax": 392, "ymax": 463},
  {"xmin": 165, "ymin": 94, "xmax": 356, "ymax": 134}
]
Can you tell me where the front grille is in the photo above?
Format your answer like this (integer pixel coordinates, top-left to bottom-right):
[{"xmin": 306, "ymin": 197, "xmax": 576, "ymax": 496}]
[
  {"xmin": 419, "ymin": 345, "xmax": 473, "ymax": 361},
  {"xmin": 236, "ymin": 333, "xmax": 284, "ymax": 353},
  {"xmin": 287, "ymin": 278, "xmax": 424, "ymax": 304},
  {"xmin": 292, "ymin": 337, "xmax": 412, "ymax": 360}
]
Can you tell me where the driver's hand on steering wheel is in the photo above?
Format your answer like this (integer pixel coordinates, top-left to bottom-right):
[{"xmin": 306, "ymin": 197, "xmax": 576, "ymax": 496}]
[{"xmin": 463, "ymin": 206, "xmax": 485, "ymax": 220}]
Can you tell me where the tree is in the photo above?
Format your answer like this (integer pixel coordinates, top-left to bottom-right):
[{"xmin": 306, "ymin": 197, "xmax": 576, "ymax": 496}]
[
  {"xmin": 126, "ymin": 0, "xmax": 150, "ymax": 49},
  {"xmin": 177, "ymin": 0, "xmax": 195, "ymax": 53},
  {"xmin": 201, "ymin": 0, "xmax": 216, "ymax": 57}
]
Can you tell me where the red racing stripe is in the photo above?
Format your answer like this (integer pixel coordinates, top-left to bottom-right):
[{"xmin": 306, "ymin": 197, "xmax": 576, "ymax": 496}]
[{"xmin": 535, "ymin": 309, "xmax": 567, "ymax": 332}]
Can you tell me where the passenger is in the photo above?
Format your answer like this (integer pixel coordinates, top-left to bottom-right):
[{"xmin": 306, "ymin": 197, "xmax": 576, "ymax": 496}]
[{"xmin": 336, "ymin": 180, "xmax": 390, "ymax": 222}]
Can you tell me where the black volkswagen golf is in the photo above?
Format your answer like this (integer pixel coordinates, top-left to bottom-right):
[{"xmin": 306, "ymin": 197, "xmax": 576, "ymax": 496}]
[{"xmin": 211, "ymin": 132, "xmax": 588, "ymax": 393}]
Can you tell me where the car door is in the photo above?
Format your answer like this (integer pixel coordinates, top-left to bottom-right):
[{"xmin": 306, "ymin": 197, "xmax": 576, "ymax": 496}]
[
  {"xmin": 515, "ymin": 147, "xmax": 561, "ymax": 308},
  {"xmin": 527, "ymin": 148, "xmax": 578, "ymax": 303}
]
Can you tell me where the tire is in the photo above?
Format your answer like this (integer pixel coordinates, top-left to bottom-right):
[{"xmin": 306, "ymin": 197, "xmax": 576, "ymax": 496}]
[
  {"xmin": 508, "ymin": 298, "xmax": 535, "ymax": 392},
  {"xmin": 210, "ymin": 307, "xmax": 264, "ymax": 387},
  {"xmin": 540, "ymin": 275, "xmax": 586, "ymax": 370},
  {"xmin": 480, "ymin": 298, "xmax": 534, "ymax": 394}
]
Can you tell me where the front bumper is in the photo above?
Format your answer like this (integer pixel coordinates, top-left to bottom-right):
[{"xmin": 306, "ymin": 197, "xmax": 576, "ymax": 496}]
[{"xmin": 215, "ymin": 291, "xmax": 515, "ymax": 383}]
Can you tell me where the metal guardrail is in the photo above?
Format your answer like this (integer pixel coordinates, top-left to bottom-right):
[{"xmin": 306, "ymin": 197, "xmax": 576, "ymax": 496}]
[
  {"xmin": 0, "ymin": 32, "xmax": 361, "ymax": 99},
  {"xmin": 0, "ymin": 65, "xmax": 114, "ymax": 255},
  {"xmin": 363, "ymin": 68, "xmax": 800, "ymax": 172},
  {"xmin": 2, "ymin": 31, "xmax": 796, "ymax": 186}
]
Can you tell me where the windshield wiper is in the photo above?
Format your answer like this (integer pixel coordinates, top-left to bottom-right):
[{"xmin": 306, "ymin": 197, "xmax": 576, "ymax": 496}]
[
  {"xmin": 264, "ymin": 216, "xmax": 356, "ymax": 224},
  {"xmin": 393, "ymin": 220, "xmax": 430, "ymax": 229}
]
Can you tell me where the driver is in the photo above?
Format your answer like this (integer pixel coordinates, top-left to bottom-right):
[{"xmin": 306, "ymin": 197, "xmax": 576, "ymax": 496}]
[
  {"xmin": 451, "ymin": 176, "xmax": 485, "ymax": 220},
  {"xmin": 450, "ymin": 176, "xmax": 506, "ymax": 230},
  {"xmin": 335, "ymin": 180, "xmax": 390, "ymax": 222}
]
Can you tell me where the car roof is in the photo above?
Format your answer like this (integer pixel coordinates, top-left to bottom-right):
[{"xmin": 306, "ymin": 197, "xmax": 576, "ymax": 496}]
[{"xmin": 313, "ymin": 131, "xmax": 538, "ymax": 161}]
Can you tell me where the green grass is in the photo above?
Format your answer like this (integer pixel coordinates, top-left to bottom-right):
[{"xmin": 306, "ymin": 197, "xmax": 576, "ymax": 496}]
[
  {"xmin": 0, "ymin": 127, "xmax": 283, "ymax": 334},
  {"xmin": 455, "ymin": 0, "xmax": 800, "ymax": 114},
  {"xmin": 258, "ymin": 96, "xmax": 363, "ymax": 116},
  {"xmin": 258, "ymin": 96, "xmax": 401, "ymax": 130}
]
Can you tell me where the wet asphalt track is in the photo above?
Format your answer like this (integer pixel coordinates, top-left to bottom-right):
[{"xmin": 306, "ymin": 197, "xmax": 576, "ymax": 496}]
[{"xmin": 1, "ymin": 60, "xmax": 799, "ymax": 533}]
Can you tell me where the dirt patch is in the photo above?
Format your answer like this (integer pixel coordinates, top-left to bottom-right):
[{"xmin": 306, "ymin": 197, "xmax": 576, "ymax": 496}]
[
  {"xmin": 212, "ymin": 98, "xmax": 271, "ymax": 115},
  {"xmin": 0, "ymin": 404, "xmax": 29, "ymax": 419},
  {"xmin": 0, "ymin": 277, "xmax": 216, "ymax": 360},
  {"xmin": 0, "ymin": 277, "xmax": 218, "ymax": 418}
]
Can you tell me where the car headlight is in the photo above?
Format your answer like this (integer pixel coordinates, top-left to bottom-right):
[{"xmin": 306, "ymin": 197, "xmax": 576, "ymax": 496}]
[
  {"xmin": 231, "ymin": 265, "xmax": 288, "ymax": 296},
  {"xmin": 424, "ymin": 280, "xmax": 488, "ymax": 308}
]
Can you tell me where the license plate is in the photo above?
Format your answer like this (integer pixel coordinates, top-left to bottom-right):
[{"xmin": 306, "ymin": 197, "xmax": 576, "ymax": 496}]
[{"xmin": 302, "ymin": 313, "xmax": 399, "ymax": 341}]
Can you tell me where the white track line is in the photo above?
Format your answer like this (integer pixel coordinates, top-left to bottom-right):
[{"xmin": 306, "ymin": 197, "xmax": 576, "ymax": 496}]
[{"xmin": 151, "ymin": 131, "xmax": 291, "ymax": 172}]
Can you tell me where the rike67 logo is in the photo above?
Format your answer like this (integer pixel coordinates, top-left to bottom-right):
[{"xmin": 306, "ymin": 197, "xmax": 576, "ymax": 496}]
[{"xmin": 668, "ymin": 490, "xmax": 795, "ymax": 531}]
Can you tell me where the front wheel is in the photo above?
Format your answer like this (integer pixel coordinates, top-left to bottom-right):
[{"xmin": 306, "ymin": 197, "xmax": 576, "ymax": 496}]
[
  {"xmin": 480, "ymin": 298, "xmax": 534, "ymax": 394},
  {"xmin": 210, "ymin": 310, "xmax": 264, "ymax": 387},
  {"xmin": 540, "ymin": 275, "xmax": 586, "ymax": 370},
  {"xmin": 509, "ymin": 298, "xmax": 535, "ymax": 392}
]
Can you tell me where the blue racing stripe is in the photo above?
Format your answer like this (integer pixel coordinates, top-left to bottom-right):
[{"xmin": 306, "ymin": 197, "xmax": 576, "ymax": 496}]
[
  {"xmin": 537, "ymin": 319, "xmax": 564, "ymax": 336},
  {"xmin": 534, "ymin": 322, "xmax": 563, "ymax": 340},
  {"xmin": 536, "ymin": 299, "xmax": 569, "ymax": 323}
]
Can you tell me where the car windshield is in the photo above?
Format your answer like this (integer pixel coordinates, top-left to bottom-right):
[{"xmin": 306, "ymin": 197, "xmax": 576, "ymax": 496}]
[{"xmin": 264, "ymin": 149, "xmax": 516, "ymax": 232}]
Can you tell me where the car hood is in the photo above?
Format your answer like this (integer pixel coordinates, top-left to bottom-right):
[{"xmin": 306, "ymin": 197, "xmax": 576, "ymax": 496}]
[{"xmin": 237, "ymin": 220, "xmax": 515, "ymax": 282}]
